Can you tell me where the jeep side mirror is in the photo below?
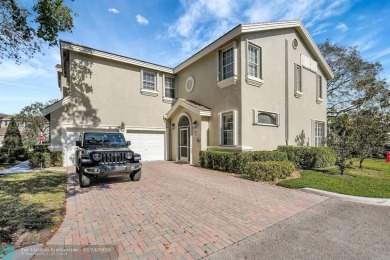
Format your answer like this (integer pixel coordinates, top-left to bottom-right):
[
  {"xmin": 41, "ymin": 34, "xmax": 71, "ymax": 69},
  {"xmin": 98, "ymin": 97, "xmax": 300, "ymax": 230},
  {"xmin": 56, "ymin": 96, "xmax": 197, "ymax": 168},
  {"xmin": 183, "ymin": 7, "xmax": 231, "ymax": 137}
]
[
  {"xmin": 127, "ymin": 141, "xmax": 131, "ymax": 146},
  {"xmin": 76, "ymin": 141, "xmax": 81, "ymax": 147}
]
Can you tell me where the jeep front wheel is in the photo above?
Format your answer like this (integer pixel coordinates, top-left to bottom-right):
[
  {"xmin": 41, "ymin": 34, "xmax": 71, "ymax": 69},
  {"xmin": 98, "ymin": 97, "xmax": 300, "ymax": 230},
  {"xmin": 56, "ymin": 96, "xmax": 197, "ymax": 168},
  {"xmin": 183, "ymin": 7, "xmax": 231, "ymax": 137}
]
[
  {"xmin": 130, "ymin": 170, "xmax": 141, "ymax": 181},
  {"xmin": 79, "ymin": 168, "xmax": 91, "ymax": 187}
]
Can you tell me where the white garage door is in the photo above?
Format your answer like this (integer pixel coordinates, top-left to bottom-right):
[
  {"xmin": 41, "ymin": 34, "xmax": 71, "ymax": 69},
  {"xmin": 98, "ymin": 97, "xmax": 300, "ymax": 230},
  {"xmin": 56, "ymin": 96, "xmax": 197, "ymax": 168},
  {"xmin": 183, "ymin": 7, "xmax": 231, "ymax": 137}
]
[{"xmin": 125, "ymin": 130, "xmax": 165, "ymax": 161}]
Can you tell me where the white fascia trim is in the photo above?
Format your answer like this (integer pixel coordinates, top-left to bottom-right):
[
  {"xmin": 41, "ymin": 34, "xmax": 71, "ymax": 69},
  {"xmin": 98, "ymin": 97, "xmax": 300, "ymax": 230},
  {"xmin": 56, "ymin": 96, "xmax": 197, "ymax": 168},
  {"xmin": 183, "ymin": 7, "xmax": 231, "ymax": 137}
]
[
  {"xmin": 166, "ymin": 100, "xmax": 212, "ymax": 119},
  {"xmin": 62, "ymin": 124, "xmax": 166, "ymax": 132},
  {"xmin": 41, "ymin": 96, "xmax": 71, "ymax": 116},
  {"xmin": 61, "ymin": 41, "xmax": 173, "ymax": 74}
]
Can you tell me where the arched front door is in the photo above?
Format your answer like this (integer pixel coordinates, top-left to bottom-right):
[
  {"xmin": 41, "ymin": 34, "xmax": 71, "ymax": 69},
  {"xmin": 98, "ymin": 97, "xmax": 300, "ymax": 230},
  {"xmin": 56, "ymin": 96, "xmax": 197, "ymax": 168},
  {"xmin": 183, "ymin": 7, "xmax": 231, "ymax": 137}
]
[{"xmin": 178, "ymin": 115, "xmax": 190, "ymax": 162}]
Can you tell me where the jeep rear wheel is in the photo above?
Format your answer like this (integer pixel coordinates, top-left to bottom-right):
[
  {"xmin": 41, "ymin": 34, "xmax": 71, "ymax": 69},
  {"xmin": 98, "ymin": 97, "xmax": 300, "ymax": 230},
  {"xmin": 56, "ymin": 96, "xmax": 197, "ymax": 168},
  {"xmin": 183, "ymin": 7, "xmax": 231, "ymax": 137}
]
[
  {"xmin": 79, "ymin": 168, "xmax": 91, "ymax": 187},
  {"xmin": 130, "ymin": 169, "xmax": 141, "ymax": 181}
]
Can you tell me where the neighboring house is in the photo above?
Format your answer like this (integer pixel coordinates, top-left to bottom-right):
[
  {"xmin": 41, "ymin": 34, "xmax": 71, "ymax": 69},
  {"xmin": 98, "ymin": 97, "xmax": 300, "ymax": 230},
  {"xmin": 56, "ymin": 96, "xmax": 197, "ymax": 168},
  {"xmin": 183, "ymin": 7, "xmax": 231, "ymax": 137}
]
[
  {"xmin": 0, "ymin": 114, "xmax": 25, "ymax": 147},
  {"xmin": 42, "ymin": 20, "xmax": 333, "ymax": 167}
]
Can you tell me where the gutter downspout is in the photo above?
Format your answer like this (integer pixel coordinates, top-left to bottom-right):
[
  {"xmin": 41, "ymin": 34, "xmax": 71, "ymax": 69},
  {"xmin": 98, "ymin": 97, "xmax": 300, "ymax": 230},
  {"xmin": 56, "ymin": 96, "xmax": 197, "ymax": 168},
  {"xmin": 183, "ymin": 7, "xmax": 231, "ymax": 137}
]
[{"xmin": 285, "ymin": 39, "xmax": 289, "ymax": 145}]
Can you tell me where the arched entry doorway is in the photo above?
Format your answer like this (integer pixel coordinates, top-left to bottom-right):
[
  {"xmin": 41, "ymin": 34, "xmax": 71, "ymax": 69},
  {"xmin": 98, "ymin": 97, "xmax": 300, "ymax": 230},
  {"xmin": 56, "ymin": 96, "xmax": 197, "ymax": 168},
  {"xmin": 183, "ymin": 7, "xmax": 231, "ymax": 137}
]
[{"xmin": 178, "ymin": 115, "xmax": 190, "ymax": 162}]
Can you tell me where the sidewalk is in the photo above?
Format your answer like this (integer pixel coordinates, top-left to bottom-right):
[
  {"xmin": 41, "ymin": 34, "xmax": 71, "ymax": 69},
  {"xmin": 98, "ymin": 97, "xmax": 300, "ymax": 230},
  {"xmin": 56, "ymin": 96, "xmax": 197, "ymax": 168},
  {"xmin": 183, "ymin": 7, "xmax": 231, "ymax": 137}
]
[{"xmin": 0, "ymin": 160, "xmax": 31, "ymax": 175}]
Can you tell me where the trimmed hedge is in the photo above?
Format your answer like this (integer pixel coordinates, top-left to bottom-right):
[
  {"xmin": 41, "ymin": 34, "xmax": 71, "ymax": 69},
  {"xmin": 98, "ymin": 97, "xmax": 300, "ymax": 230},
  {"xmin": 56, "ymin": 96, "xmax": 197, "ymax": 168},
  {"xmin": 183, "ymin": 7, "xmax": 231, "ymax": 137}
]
[
  {"xmin": 29, "ymin": 152, "xmax": 51, "ymax": 168},
  {"xmin": 50, "ymin": 151, "xmax": 63, "ymax": 167},
  {"xmin": 245, "ymin": 161, "xmax": 296, "ymax": 181},
  {"xmin": 277, "ymin": 146, "xmax": 336, "ymax": 169},
  {"xmin": 199, "ymin": 150, "xmax": 288, "ymax": 173}
]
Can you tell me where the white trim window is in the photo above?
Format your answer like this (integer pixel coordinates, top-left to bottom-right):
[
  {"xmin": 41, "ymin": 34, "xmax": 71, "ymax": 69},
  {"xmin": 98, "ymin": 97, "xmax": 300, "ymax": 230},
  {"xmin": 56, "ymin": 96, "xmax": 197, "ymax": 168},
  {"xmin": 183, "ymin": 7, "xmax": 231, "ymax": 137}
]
[
  {"xmin": 217, "ymin": 42, "xmax": 237, "ymax": 88},
  {"xmin": 140, "ymin": 69, "xmax": 158, "ymax": 96},
  {"xmin": 163, "ymin": 74, "xmax": 176, "ymax": 103},
  {"xmin": 314, "ymin": 121, "xmax": 325, "ymax": 147},
  {"xmin": 253, "ymin": 109, "xmax": 279, "ymax": 127},
  {"xmin": 294, "ymin": 64, "xmax": 303, "ymax": 98},
  {"xmin": 316, "ymin": 75, "xmax": 323, "ymax": 103},
  {"xmin": 219, "ymin": 111, "xmax": 237, "ymax": 146},
  {"xmin": 246, "ymin": 41, "xmax": 263, "ymax": 87}
]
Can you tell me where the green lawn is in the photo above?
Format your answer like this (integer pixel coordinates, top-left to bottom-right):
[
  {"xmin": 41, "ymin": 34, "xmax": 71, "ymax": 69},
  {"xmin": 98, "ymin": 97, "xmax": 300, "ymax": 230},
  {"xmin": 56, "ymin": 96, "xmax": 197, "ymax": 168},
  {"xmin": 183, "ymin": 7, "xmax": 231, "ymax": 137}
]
[
  {"xmin": 278, "ymin": 159, "xmax": 390, "ymax": 198},
  {"xmin": 0, "ymin": 172, "xmax": 67, "ymax": 248}
]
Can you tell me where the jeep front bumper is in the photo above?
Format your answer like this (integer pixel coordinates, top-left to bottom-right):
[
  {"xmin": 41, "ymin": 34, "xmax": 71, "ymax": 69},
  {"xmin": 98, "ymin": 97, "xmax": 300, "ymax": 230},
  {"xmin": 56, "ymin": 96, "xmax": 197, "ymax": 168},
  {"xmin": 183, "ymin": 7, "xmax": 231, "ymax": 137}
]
[{"xmin": 82, "ymin": 162, "xmax": 141, "ymax": 177}]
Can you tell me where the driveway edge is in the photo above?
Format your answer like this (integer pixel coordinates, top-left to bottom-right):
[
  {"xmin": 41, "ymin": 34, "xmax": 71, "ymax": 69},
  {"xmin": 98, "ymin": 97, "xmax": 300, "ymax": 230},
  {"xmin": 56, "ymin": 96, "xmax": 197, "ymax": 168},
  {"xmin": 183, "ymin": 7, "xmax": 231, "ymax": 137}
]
[{"xmin": 301, "ymin": 188, "xmax": 390, "ymax": 206}]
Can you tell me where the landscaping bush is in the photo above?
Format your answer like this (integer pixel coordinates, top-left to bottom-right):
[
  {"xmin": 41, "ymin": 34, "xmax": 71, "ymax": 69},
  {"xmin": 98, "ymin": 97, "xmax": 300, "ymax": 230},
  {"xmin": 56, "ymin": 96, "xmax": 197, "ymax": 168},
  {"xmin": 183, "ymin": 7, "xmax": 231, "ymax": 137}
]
[
  {"xmin": 199, "ymin": 150, "xmax": 289, "ymax": 173},
  {"xmin": 29, "ymin": 151, "xmax": 51, "ymax": 168},
  {"xmin": 277, "ymin": 146, "xmax": 336, "ymax": 169},
  {"xmin": 50, "ymin": 151, "xmax": 63, "ymax": 167},
  {"xmin": 245, "ymin": 161, "xmax": 296, "ymax": 181}
]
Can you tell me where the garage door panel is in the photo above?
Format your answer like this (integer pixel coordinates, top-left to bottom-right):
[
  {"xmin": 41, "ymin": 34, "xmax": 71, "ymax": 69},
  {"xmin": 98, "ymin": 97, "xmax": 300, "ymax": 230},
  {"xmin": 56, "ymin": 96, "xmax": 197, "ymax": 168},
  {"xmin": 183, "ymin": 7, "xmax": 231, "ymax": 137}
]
[{"xmin": 125, "ymin": 131, "xmax": 165, "ymax": 161}]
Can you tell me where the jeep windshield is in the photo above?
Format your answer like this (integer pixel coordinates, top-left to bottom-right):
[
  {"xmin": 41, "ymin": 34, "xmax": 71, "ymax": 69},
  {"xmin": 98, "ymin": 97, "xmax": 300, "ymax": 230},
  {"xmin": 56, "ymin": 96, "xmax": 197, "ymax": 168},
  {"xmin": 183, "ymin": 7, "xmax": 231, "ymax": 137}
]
[{"xmin": 83, "ymin": 133, "xmax": 127, "ymax": 147}]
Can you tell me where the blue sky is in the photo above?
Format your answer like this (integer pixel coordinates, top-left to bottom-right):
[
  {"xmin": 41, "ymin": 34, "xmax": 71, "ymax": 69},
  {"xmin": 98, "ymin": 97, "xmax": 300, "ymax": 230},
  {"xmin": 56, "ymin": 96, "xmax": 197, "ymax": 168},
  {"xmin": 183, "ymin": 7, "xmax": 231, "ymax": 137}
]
[{"xmin": 1, "ymin": 0, "xmax": 390, "ymax": 115}]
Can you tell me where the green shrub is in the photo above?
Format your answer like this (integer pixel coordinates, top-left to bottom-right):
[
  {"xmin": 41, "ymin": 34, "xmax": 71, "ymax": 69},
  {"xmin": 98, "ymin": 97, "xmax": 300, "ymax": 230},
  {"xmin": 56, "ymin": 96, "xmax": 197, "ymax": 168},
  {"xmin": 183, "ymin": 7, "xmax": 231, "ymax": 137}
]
[
  {"xmin": 29, "ymin": 151, "xmax": 51, "ymax": 168},
  {"xmin": 199, "ymin": 150, "xmax": 289, "ymax": 173},
  {"xmin": 277, "ymin": 146, "xmax": 336, "ymax": 169},
  {"xmin": 245, "ymin": 161, "xmax": 296, "ymax": 181},
  {"xmin": 32, "ymin": 144, "xmax": 50, "ymax": 152},
  {"xmin": 51, "ymin": 152, "xmax": 63, "ymax": 167}
]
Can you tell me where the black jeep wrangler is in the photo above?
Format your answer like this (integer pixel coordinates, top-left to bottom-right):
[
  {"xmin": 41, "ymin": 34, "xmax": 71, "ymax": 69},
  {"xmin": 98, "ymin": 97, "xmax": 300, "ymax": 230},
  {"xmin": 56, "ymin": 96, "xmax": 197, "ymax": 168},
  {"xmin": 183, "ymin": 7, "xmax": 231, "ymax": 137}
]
[{"xmin": 75, "ymin": 132, "xmax": 142, "ymax": 187}]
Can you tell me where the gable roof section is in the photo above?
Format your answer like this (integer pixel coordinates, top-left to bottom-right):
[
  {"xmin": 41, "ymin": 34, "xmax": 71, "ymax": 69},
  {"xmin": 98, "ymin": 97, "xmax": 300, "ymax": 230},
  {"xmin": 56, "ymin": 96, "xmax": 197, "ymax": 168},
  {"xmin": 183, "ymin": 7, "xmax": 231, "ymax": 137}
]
[
  {"xmin": 41, "ymin": 97, "xmax": 71, "ymax": 116},
  {"xmin": 60, "ymin": 40, "xmax": 174, "ymax": 74},
  {"xmin": 165, "ymin": 99, "xmax": 212, "ymax": 119},
  {"xmin": 174, "ymin": 20, "xmax": 333, "ymax": 80}
]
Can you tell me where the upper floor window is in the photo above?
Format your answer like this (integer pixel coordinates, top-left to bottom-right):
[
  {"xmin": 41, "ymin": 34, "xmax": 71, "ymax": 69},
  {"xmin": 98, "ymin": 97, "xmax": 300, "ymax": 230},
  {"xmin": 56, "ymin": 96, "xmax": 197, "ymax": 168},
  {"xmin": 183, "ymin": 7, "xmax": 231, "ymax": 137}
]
[
  {"xmin": 219, "ymin": 111, "xmax": 237, "ymax": 146},
  {"xmin": 246, "ymin": 41, "xmax": 264, "ymax": 87},
  {"xmin": 140, "ymin": 69, "xmax": 158, "ymax": 96},
  {"xmin": 142, "ymin": 71, "xmax": 156, "ymax": 90},
  {"xmin": 163, "ymin": 75, "xmax": 176, "ymax": 103},
  {"xmin": 253, "ymin": 109, "xmax": 279, "ymax": 127},
  {"xmin": 316, "ymin": 75, "xmax": 323, "ymax": 103},
  {"xmin": 217, "ymin": 42, "xmax": 237, "ymax": 88},
  {"xmin": 294, "ymin": 64, "xmax": 302, "ymax": 98},
  {"xmin": 314, "ymin": 121, "xmax": 325, "ymax": 147}
]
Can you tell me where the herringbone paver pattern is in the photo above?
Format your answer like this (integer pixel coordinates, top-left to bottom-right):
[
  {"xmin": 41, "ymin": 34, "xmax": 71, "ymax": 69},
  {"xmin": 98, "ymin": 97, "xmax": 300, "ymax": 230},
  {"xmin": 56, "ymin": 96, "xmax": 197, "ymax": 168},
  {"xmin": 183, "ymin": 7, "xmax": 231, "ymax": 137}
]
[{"xmin": 37, "ymin": 161, "xmax": 326, "ymax": 259}]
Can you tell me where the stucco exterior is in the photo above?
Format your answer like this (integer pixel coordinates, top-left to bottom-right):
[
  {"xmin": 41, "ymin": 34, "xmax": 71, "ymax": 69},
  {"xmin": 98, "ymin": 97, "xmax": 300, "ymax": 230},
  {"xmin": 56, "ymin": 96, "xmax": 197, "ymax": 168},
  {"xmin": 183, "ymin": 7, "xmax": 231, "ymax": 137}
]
[{"xmin": 43, "ymin": 20, "xmax": 333, "ymax": 166}]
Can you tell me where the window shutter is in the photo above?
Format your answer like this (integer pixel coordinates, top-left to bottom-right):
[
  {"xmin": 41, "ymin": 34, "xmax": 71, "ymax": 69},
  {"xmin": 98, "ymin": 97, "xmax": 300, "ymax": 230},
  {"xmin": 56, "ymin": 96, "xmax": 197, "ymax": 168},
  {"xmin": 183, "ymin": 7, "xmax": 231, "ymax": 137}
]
[{"xmin": 233, "ymin": 110, "xmax": 238, "ymax": 145}]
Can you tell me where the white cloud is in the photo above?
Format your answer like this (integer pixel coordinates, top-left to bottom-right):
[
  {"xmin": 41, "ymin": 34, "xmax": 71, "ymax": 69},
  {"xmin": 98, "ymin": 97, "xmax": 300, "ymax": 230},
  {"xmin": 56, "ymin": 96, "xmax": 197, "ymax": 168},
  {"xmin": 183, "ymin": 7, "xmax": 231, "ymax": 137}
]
[
  {"xmin": 368, "ymin": 47, "xmax": 390, "ymax": 61},
  {"xmin": 0, "ymin": 61, "xmax": 48, "ymax": 81},
  {"xmin": 336, "ymin": 23, "xmax": 348, "ymax": 32},
  {"xmin": 108, "ymin": 8, "xmax": 119, "ymax": 14},
  {"xmin": 136, "ymin": 14, "xmax": 149, "ymax": 25}
]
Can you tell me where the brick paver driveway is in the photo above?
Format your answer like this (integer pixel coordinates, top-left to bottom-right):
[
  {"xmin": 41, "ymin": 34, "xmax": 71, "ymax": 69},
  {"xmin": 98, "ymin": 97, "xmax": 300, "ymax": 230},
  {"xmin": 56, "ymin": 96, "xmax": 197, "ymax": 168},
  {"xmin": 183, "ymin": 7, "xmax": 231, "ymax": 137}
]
[{"xmin": 44, "ymin": 161, "xmax": 326, "ymax": 259}]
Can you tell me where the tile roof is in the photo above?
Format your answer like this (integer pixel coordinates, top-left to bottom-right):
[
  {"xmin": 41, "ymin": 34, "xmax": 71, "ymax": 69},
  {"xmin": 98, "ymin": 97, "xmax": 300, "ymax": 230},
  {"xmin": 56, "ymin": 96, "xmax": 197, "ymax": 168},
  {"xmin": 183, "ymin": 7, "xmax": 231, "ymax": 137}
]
[{"xmin": 178, "ymin": 99, "xmax": 211, "ymax": 112}]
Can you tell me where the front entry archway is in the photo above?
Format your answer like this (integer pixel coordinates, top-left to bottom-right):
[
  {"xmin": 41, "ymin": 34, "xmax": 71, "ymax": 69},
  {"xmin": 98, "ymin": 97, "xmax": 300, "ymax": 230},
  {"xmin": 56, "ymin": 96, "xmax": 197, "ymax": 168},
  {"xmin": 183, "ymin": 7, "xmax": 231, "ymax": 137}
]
[{"xmin": 178, "ymin": 115, "xmax": 190, "ymax": 162}]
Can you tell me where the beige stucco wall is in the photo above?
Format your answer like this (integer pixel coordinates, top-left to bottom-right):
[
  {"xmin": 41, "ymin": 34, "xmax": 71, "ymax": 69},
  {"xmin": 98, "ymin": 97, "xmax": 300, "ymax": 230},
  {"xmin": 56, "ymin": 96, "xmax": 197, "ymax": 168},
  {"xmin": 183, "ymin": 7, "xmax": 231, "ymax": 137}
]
[
  {"xmin": 240, "ymin": 29, "xmax": 327, "ymax": 150},
  {"xmin": 61, "ymin": 52, "xmax": 172, "ymax": 129},
  {"xmin": 176, "ymin": 38, "xmax": 242, "ymax": 148}
]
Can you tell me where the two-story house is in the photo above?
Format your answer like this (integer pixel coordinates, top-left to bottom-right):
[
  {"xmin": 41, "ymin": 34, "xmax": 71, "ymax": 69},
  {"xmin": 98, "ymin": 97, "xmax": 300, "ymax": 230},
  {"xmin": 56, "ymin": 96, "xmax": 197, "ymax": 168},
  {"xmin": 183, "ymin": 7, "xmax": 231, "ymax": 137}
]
[{"xmin": 42, "ymin": 20, "xmax": 333, "ymax": 167}]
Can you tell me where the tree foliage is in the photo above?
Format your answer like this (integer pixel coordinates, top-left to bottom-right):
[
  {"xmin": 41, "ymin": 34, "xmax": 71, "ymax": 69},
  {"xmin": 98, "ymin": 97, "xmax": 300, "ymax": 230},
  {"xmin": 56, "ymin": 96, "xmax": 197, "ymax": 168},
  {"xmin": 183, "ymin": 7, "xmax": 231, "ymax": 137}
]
[
  {"xmin": 319, "ymin": 40, "xmax": 390, "ymax": 116},
  {"xmin": 351, "ymin": 110, "xmax": 390, "ymax": 169},
  {"xmin": 327, "ymin": 114, "xmax": 355, "ymax": 175},
  {"xmin": 0, "ymin": 0, "xmax": 75, "ymax": 63},
  {"xmin": 16, "ymin": 100, "xmax": 57, "ymax": 149},
  {"xmin": 1, "ymin": 117, "xmax": 24, "ymax": 162}
]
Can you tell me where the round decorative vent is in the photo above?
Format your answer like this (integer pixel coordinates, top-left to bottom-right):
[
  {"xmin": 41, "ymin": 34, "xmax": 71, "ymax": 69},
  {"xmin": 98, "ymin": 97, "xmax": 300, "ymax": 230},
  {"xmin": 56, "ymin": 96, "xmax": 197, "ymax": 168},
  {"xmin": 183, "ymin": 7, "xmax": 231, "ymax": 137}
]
[
  {"xmin": 185, "ymin": 76, "xmax": 195, "ymax": 93},
  {"xmin": 292, "ymin": 38, "xmax": 298, "ymax": 49}
]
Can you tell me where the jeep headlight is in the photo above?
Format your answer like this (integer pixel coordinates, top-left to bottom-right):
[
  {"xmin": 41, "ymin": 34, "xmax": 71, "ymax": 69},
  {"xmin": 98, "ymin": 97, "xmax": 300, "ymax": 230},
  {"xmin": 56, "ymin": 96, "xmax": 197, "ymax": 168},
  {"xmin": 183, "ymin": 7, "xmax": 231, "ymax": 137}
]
[
  {"xmin": 92, "ymin": 153, "xmax": 102, "ymax": 161},
  {"xmin": 125, "ymin": 152, "xmax": 133, "ymax": 160}
]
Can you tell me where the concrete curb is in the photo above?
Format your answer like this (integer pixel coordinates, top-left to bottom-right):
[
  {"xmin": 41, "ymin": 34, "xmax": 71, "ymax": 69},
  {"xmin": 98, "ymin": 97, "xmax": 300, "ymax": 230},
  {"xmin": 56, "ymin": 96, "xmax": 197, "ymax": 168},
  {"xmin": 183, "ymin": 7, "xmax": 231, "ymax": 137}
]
[{"xmin": 301, "ymin": 188, "xmax": 390, "ymax": 206}]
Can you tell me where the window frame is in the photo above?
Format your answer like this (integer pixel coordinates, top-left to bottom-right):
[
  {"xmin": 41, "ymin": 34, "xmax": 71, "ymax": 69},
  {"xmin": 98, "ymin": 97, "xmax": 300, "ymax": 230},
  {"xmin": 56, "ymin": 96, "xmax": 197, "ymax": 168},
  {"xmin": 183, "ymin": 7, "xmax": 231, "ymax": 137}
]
[
  {"xmin": 316, "ymin": 74, "xmax": 323, "ymax": 103},
  {"xmin": 218, "ymin": 110, "xmax": 238, "ymax": 146},
  {"xmin": 217, "ymin": 41, "xmax": 237, "ymax": 88},
  {"xmin": 253, "ymin": 109, "xmax": 280, "ymax": 127},
  {"xmin": 140, "ymin": 68, "xmax": 158, "ymax": 96},
  {"xmin": 246, "ymin": 40, "xmax": 264, "ymax": 87},
  {"xmin": 294, "ymin": 64, "xmax": 303, "ymax": 98},
  {"xmin": 162, "ymin": 74, "xmax": 176, "ymax": 103},
  {"xmin": 314, "ymin": 120, "xmax": 325, "ymax": 147}
]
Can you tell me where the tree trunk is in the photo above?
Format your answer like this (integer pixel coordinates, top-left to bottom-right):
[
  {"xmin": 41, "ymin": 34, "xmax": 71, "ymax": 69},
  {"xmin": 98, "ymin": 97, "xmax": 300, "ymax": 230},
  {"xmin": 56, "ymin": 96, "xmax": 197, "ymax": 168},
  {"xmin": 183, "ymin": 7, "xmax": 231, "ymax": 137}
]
[{"xmin": 359, "ymin": 158, "xmax": 364, "ymax": 169}]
